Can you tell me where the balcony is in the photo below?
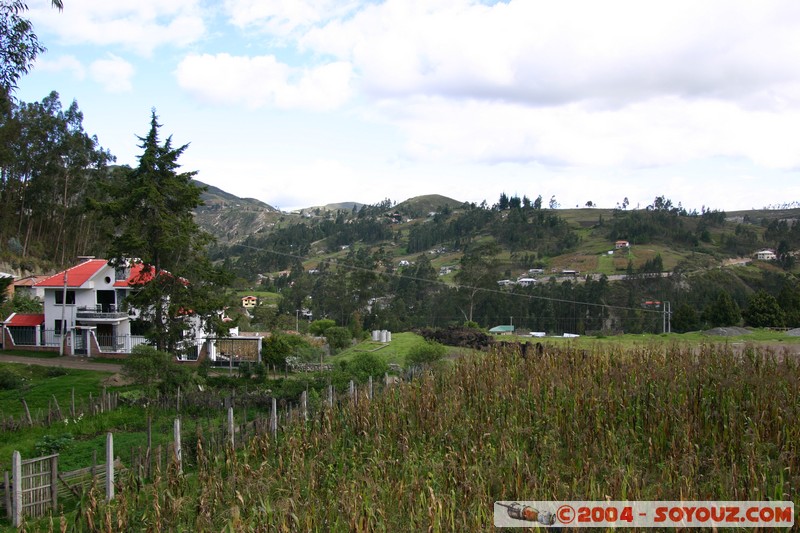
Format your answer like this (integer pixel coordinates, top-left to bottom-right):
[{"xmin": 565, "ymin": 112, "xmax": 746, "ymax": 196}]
[{"xmin": 76, "ymin": 304, "xmax": 129, "ymax": 320}]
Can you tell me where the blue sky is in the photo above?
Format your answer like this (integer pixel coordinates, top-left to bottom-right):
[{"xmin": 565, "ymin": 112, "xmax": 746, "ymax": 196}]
[{"xmin": 17, "ymin": 0, "xmax": 800, "ymax": 211}]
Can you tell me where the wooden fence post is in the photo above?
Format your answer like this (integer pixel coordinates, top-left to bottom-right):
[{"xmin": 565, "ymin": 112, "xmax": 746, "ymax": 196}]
[
  {"xmin": 270, "ymin": 398, "xmax": 277, "ymax": 439},
  {"xmin": 12, "ymin": 451, "xmax": 21, "ymax": 527},
  {"xmin": 174, "ymin": 418, "xmax": 182, "ymax": 474},
  {"xmin": 368, "ymin": 375, "xmax": 373, "ymax": 400},
  {"xmin": 4, "ymin": 470, "xmax": 11, "ymax": 520},
  {"xmin": 106, "ymin": 433, "xmax": 114, "ymax": 501},
  {"xmin": 328, "ymin": 384, "xmax": 334, "ymax": 409},
  {"xmin": 50, "ymin": 454, "xmax": 58, "ymax": 511},
  {"xmin": 20, "ymin": 399, "xmax": 32, "ymax": 426},
  {"xmin": 227, "ymin": 407, "xmax": 235, "ymax": 449},
  {"xmin": 349, "ymin": 380, "xmax": 355, "ymax": 404},
  {"xmin": 146, "ymin": 416, "xmax": 152, "ymax": 478},
  {"xmin": 301, "ymin": 390, "xmax": 308, "ymax": 421},
  {"xmin": 177, "ymin": 386, "xmax": 181, "ymax": 414}
]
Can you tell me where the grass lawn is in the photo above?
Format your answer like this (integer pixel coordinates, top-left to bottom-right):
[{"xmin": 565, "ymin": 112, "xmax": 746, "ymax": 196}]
[
  {"xmin": 0, "ymin": 364, "xmax": 113, "ymax": 419},
  {"xmin": 502, "ymin": 328, "xmax": 800, "ymax": 350},
  {"xmin": 329, "ymin": 331, "xmax": 463, "ymax": 367}
]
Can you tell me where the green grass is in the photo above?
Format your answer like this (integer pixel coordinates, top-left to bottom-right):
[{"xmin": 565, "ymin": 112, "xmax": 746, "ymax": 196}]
[
  {"xmin": 329, "ymin": 332, "xmax": 462, "ymax": 367},
  {"xmin": 499, "ymin": 328, "xmax": 800, "ymax": 350},
  {"xmin": 0, "ymin": 364, "xmax": 113, "ymax": 419}
]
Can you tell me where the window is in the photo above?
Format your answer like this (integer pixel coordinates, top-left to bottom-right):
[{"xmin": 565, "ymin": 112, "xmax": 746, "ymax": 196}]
[
  {"xmin": 55, "ymin": 290, "xmax": 76, "ymax": 305},
  {"xmin": 54, "ymin": 320, "xmax": 67, "ymax": 335}
]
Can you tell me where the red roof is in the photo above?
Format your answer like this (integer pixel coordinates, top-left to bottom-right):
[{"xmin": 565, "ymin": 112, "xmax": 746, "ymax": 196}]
[
  {"xmin": 35, "ymin": 259, "xmax": 109, "ymax": 288},
  {"xmin": 13, "ymin": 275, "xmax": 49, "ymax": 287},
  {"xmin": 114, "ymin": 263, "xmax": 149, "ymax": 287},
  {"xmin": 4, "ymin": 313, "xmax": 44, "ymax": 326}
]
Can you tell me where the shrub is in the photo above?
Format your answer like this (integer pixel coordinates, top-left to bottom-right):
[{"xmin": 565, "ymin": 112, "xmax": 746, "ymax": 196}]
[
  {"xmin": 45, "ymin": 367, "xmax": 68, "ymax": 377},
  {"xmin": 35, "ymin": 433, "xmax": 74, "ymax": 455},
  {"xmin": 309, "ymin": 319, "xmax": 337, "ymax": 336},
  {"xmin": 406, "ymin": 340, "xmax": 447, "ymax": 367},
  {"xmin": 346, "ymin": 352, "xmax": 388, "ymax": 383},
  {"xmin": 0, "ymin": 367, "xmax": 22, "ymax": 390},
  {"xmin": 417, "ymin": 325, "xmax": 493, "ymax": 350},
  {"xmin": 122, "ymin": 344, "xmax": 198, "ymax": 394},
  {"xmin": 325, "ymin": 326, "xmax": 352, "ymax": 354}
]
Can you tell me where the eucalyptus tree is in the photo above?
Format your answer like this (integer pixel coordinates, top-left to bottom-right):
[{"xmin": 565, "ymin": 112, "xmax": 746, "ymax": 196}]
[{"xmin": 0, "ymin": 0, "xmax": 63, "ymax": 95}]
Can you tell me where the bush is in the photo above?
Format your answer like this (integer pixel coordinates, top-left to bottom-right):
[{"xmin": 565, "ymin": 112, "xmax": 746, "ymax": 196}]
[
  {"xmin": 45, "ymin": 367, "xmax": 68, "ymax": 377},
  {"xmin": 35, "ymin": 433, "xmax": 74, "ymax": 455},
  {"xmin": 309, "ymin": 319, "xmax": 337, "ymax": 336},
  {"xmin": 122, "ymin": 345, "xmax": 198, "ymax": 394},
  {"xmin": 406, "ymin": 340, "xmax": 447, "ymax": 367},
  {"xmin": 346, "ymin": 352, "xmax": 388, "ymax": 383},
  {"xmin": 0, "ymin": 367, "xmax": 22, "ymax": 390},
  {"xmin": 262, "ymin": 333, "xmax": 292, "ymax": 370},
  {"xmin": 417, "ymin": 325, "xmax": 493, "ymax": 350},
  {"xmin": 325, "ymin": 326, "xmax": 352, "ymax": 354}
]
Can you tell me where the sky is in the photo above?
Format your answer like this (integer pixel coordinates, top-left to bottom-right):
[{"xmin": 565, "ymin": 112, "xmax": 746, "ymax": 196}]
[{"xmin": 16, "ymin": 0, "xmax": 800, "ymax": 212}]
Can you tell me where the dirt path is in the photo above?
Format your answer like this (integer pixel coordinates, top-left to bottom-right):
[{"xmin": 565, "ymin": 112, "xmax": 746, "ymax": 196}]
[{"xmin": 0, "ymin": 354, "xmax": 122, "ymax": 373}]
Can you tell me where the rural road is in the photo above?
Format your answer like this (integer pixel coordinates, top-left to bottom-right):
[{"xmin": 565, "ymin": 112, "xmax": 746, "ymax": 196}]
[{"xmin": 0, "ymin": 354, "xmax": 122, "ymax": 373}]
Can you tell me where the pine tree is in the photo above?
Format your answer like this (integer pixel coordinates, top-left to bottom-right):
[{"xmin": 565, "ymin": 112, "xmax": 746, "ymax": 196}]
[{"xmin": 101, "ymin": 110, "xmax": 230, "ymax": 353}]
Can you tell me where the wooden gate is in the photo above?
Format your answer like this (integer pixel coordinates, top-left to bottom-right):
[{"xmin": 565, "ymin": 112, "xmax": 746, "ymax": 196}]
[{"xmin": 10, "ymin": 451, "xmax": 58, "ymax": 526}]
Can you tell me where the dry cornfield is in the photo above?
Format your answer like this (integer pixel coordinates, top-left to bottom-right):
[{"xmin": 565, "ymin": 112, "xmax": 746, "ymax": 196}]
[{"xmin": 65, "ymin": 343, "xmax": 799, "ymax": 532}]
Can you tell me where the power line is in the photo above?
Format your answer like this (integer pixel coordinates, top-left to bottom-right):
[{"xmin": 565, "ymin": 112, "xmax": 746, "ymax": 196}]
[{"xmin": 232, "ymin": 243, "xmax": 667, "ymax": 317}]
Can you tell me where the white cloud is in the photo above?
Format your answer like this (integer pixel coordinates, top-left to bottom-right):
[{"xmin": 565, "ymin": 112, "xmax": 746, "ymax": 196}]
[
  {"xmin": 90, "ymin": 55, "xmax": 135, "ymax": 93},
  {"xmin": 288, "ymin": 0, "xmax": 800, "ymax": 170},
  {"xmin": 174, "ymin": 53, "xmax": 353, "ymax": 110},
  {"xmin": 302, "ymin": 0, "xmax": 800, "ymax": 106},
  {"xmin": 382, "ymin": 95, "xmax": 800, "ymax": 169},
  {"xmin": 29, "ymin": 0, "xmax": 206, "ymax": 55},
  {"xmin": 33, "ymin": 55, "xmax": 86, "ymax": 80},
  {"xmin": 224, "ymin": 0, "xmax": 359, "ymax": 37}
]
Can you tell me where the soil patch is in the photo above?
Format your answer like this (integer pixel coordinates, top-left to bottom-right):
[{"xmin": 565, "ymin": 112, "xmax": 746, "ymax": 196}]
[
  {"xmin": 702, "ymin": 326, "xmax": 752, "ymax": 337},
  {"xmin": 102, "ymin": 373, "xmax": 134, "ymax": 387}
]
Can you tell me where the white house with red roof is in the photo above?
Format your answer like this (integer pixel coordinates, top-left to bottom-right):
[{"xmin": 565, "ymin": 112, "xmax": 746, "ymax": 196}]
[
  {"xmin": 26, "ymin": 257, "xmax": 148, "ymax": 354},
  {"xmin": 3, "ymin": 257, "xmax": 256, "ymax": 362}
]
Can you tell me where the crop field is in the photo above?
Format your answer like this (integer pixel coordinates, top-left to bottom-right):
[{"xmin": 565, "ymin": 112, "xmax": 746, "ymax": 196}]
[{"xmin": 38, "ymin": 342, "xmax": 799, "ymax": 532}]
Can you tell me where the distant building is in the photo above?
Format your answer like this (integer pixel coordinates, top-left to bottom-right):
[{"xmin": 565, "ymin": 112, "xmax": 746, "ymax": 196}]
[
  {"xmin": 489, "ymin": 325, "xmax": 515, "ymax": 335},
  {"xmin": 516, "ymin": 277, "xmax": 537, "ymax": 287},
  {"xmin": 12, "ymin": 275, "xmax": 48, "ymax": 300},
  {"xmin": 756, "ymin": 249, "xmax": 777, "ymax": 261},
  {"xmin": 615, "ymin": 240, "xmax": 630, "ymax": 249},
  {"xmin": 241, "ymin": 295, "xmax": 258, "ymax": 309}
]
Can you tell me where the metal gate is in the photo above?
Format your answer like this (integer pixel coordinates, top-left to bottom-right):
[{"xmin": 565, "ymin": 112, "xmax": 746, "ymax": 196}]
[{"xmin": 73, "ymin": 329, "xmax": 88, "ymax": 355}]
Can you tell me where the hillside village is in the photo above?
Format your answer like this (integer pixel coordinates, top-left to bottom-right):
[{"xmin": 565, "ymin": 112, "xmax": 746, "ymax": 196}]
[{"xmin": 3, "ymin": 188, "xmax": 799, "ymax": 362}]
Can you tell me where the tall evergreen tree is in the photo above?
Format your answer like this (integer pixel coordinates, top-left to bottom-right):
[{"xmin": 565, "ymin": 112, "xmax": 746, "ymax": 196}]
[{"xmin": 101, "ymin": 110, "xmax": 230, "ymax": 353}]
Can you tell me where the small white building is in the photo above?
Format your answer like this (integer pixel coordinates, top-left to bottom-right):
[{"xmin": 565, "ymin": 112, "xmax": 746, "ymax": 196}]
[{"xmin": 756, "ymin": 249, "xmax": 777, "ymax": 261}]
